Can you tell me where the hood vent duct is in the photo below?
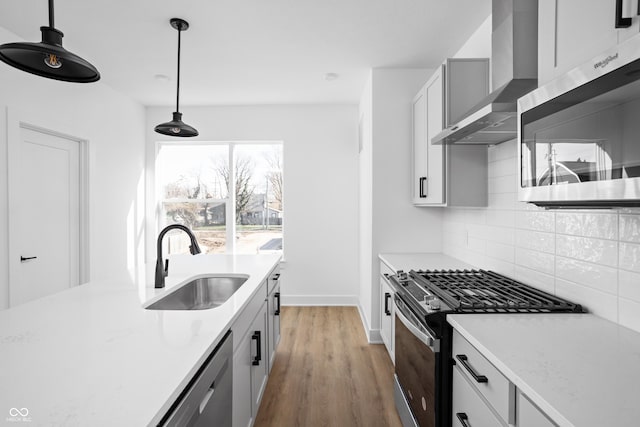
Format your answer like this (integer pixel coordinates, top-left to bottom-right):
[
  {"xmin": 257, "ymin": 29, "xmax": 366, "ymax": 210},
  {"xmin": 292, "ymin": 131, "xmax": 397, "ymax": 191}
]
[{"xmin": 432, "ymin": 0, "xmax": 538, "ymax": 145}]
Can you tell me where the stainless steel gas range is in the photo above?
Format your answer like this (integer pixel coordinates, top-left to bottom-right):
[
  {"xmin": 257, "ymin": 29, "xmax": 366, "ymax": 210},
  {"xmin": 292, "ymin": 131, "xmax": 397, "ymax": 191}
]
[{"xmin": 389, "ymin": 269, "xmax": 583, "ymax": 427}]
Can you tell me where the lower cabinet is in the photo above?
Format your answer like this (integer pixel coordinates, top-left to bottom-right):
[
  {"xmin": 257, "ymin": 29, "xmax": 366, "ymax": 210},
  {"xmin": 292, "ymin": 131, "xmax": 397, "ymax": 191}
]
[
  {"xmin": 452, "ymin": 329, "xmax": 558, "ymax": 427},
  {"xmin": 232, "ymin": 264, "xmax": 281, "ymax": 427},
  {"xmin": 379, "ymin": 260, "xmax": 395, "ymax": 363},
  {"xmin": 233, "ymin": 301, "xmax": 268, "ymax": 427},
  {"xmin": 380, "ymin": 274, "xmax": 394, "ymax": 363},
  {"xmin": 267, "ymin": 266, "xmax": 281, "ymax": 372}
]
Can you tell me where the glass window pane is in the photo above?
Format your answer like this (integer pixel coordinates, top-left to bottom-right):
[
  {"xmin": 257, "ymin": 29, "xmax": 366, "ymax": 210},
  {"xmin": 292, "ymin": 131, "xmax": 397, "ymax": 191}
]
[
  {"xmin": 162, "ymin": 201, "xmax": 227, "ymax": 254},
  {"xmin": 157, "ymin": 145, "xmax": 229, "ymax": 199},
  {"xmin": 234, "ymin": 144, "xmax": 283, "ymax": 254}
]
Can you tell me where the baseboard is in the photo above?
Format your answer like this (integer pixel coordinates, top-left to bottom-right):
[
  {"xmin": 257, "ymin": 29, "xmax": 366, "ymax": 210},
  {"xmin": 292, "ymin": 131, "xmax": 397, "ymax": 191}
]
[
  {"xmin": 356, "ymin": 303, "xmax": 383, "ymax": 344},
  {"xmin": 281, "ymin": 294, "xmax": 359, "ymax": 306}
]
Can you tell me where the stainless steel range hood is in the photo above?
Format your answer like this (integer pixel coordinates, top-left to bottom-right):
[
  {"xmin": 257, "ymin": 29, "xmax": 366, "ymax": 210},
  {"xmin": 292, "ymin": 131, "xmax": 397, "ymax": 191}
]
[{"xmin": 432, "ymin": 0, "xmax": 538, "ymax": 145}]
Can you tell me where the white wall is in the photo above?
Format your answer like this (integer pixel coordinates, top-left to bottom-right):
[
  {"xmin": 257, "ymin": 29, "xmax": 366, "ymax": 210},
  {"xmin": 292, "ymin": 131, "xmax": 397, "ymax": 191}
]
[
  {"xmin": 441, "ymin": 14, "xmax": 640, "ymax": 334},
  {"xmin": 0, "ymin": 27, "xmax": 147, "ymax": 309},
  {"xmin": 145, "ymin": 105, "xmax": 360, "ymax": 304},
  {"xmin": 358, "ymin": 69, "xmax": 444, "ymax": 341}
]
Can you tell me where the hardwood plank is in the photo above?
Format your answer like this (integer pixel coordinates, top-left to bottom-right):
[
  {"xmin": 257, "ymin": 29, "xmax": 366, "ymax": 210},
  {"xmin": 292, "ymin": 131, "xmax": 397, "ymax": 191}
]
[{"xmin": 255, "ymin": 306, "xmax": 402, "ymax": 427}]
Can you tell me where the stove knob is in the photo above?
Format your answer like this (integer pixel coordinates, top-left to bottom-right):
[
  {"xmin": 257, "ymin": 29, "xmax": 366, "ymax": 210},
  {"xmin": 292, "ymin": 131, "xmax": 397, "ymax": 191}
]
[{"xmin": 428, "ymin": 298, "xmax": 441, "ymax": 311}]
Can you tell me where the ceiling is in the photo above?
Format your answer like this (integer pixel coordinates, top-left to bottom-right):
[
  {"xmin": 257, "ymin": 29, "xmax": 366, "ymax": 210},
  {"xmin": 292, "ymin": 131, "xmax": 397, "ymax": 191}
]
[{"xmin": 0, "ymin": 0, "xmax": 491, "ymax": 107}]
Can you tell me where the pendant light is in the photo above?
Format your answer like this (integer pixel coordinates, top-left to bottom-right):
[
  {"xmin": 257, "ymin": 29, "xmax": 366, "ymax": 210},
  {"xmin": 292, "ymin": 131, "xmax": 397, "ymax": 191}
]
[
  {"xmin": 0, "ymin": 0, "xmax": 100, "ymax": 83},
  {"xmin": 154, "ymin": 18, "xmax": 198, "ymax": 137}
]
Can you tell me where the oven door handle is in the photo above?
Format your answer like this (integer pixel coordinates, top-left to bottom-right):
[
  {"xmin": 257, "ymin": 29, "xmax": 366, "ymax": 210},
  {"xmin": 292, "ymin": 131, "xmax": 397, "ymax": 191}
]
[{"xmin": 394, "ymin": 298, "xmax": 439, "ymax": 352}]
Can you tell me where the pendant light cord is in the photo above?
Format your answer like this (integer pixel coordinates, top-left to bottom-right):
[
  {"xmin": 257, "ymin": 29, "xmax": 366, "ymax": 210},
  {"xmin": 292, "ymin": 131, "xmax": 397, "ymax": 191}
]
[
  {"xmin": 48, "ymin": 0, "xmax": 55, "ymax": 27},
  {"xmin": 176, "ymin": 26, "xmax": 181, "ymax": 113}
]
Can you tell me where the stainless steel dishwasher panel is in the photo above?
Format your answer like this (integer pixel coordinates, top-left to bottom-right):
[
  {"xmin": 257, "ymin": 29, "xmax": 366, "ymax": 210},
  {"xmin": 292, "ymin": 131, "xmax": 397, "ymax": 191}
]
[{"xmin": 161, "ymin": 330, "xmax": 233, "ymax": 427}]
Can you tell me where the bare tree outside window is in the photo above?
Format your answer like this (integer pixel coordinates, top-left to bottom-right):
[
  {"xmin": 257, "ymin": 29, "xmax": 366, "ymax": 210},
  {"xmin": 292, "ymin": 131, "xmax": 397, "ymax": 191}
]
[{"xmin": 212, "ymin": 154, "xmax": 255, "ymax": 223}]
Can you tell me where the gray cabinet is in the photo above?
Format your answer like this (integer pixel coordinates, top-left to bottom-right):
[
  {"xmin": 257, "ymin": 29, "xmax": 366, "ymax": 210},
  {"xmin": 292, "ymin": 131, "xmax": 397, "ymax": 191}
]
[
  {"xmin": 266, "ymin": 267, "xmax": 281, "ymax": 372},
  {"xmin": 538, "ymin": 0, "xmax": 640, "ymax": 86},
  {"xmin": 412, "ymin": 59, "xmax": 489, "ymax": 208},
  {"xmin": 232, "ymin": 280, "xmax": 269, "ymax": 427}
]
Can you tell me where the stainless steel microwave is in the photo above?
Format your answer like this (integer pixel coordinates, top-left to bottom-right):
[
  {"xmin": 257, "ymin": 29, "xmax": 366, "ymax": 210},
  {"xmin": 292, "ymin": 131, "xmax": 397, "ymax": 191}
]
[{"xmin": 518, "ymin": 35, "xmax": 640, "ymax": 208}]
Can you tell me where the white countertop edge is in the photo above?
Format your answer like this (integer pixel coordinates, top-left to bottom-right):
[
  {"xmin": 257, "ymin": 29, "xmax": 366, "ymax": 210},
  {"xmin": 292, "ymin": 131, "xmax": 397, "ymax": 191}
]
[
  {"xmin": 378, "ymin": 252, "xmax": 475, "ymax": 272},
  {"xmin": 447, "ymin": 315, "xmax": 574, "ymax": 427}
]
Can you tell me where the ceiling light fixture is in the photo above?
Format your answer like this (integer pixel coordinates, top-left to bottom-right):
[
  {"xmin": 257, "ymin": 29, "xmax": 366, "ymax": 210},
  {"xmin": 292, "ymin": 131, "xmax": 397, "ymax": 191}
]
[
  {"xmin": 154, "ymin": 18, "xmax": 198, "ymax": 138},
  {"xmin": 0, "ymin": 0, "xmax": 100, "ymax": 83}
]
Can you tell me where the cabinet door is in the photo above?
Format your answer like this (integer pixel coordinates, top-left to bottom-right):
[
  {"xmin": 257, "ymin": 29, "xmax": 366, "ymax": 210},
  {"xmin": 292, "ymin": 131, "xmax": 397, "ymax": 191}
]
[
  {"xmin": 452, "ymin": 366, "xmax": 504, "ymax": 427},
  {"xmin": 233, "ymin": 334, "xmax": 253, "ymax": 427},
  {"xmin": 267, "ymin": 282, "xmax": 281, "ymax": 372},
  {"xmin": 539, "ymin": 0, "xmax": 618, "ymax": 86},
  {"xmin": 379, "ymin": 276, "xmax": 394, "ymax": 363},
  {"xmin": 412, "ymin": 66, "xmax": 445, "ymax": 206},
  {"xmin": 250, "ymin": 303, "xmax": 269, "ymax": 417}
]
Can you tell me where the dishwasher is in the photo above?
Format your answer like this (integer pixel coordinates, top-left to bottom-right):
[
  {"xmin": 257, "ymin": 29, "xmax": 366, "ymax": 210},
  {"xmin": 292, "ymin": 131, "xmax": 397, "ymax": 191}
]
[{"xmin": 159, "ymin": 330, "xmax": 233, "ymax": 427}]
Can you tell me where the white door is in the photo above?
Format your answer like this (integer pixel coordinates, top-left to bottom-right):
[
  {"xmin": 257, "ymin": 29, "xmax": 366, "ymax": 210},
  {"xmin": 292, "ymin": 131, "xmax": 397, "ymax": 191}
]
[{"xmin": 8, "ymin": 126, "xmax": 80, "ymax": 306}]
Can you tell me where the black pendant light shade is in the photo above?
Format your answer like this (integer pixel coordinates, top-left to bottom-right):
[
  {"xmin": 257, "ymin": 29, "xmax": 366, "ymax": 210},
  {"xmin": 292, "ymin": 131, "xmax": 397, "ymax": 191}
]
[
  {"xmin": 0, "ymin": 0, "xmax": 100, "ymax": 83},
  {"xmin": 155, "ymin": 18, "xmax": 198, "ymax": 137},
  {"xmin": 154, "ymin": 112, "xmax": 199, "ymax": 137}
]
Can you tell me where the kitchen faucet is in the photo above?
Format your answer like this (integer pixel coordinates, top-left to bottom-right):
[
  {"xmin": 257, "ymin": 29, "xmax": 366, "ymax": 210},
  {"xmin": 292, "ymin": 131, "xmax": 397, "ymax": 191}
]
[{"xmin": 155, "ymin": 224, "xmax": 202, "ymax": 288}]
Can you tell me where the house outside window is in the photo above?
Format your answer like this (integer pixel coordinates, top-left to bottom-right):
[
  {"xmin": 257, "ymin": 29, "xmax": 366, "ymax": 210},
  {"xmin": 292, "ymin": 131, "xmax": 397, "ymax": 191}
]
[{"xmin": 156, "ymin": 142, "xmax": 283, "ymax": 255}]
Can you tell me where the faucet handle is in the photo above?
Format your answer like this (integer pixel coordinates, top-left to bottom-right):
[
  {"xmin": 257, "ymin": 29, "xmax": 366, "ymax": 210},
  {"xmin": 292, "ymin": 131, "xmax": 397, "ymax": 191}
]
[{"xmin": 164, "ymin": 259, "xmax": 169, "ymax": 276}]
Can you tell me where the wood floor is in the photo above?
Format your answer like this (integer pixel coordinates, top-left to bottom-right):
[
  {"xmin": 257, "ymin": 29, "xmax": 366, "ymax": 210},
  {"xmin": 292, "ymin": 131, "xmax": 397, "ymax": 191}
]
[{"xmin": 254, "ymin": 306, "xmax": 402, "ymax": 427}]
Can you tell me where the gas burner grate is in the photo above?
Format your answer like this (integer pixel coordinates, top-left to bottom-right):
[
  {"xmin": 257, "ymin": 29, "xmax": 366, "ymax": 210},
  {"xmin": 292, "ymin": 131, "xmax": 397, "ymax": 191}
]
[{"xmin": 409, "ymin": 269, "xmax": 583, "ymax": 313}]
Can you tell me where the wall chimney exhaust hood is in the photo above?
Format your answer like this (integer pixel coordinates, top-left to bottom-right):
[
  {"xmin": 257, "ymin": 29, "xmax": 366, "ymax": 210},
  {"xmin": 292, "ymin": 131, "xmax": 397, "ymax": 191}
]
[{"xmin": 432, "ymin": 0, "xmax": 538, "ymax": 145}]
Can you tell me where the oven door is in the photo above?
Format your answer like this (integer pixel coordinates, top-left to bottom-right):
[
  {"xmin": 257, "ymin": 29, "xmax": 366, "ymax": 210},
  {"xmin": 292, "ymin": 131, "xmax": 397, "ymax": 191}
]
[{"xmin": 394, "ymin": 294, "xmax": 439, "ymax": 427}]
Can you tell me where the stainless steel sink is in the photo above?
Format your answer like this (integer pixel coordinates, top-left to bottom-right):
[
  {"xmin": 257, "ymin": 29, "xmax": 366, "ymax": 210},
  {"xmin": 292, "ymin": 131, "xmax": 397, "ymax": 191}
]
[{"xmin": 145, "ymin": 275, "xmax": 249, "ymax": 310}]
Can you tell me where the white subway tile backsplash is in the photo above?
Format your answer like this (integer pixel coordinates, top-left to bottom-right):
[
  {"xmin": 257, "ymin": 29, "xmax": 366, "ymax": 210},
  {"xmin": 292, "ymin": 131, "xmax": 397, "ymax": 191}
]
[
  {"xmin": 620, "ymin": 214, "xmax": 640, "ymax": 243},
  {"xmin": 619, "ymin": 298, "xmax": 640, "ymax": 332},
  {"xmin": 515, "ymin": 247, "xmax": 555, "ymax": 275},
  {"xmin": 515, "ymin": 211, "xmax": 555, "ymax": 232},
  {"xmin": 619, "ymin": 270, "xmax": 640, "ymax": 302},
  {"xmin": 555, "ymin": 278, "xmax": 618, "ymax": 322},
  {"xmin": 515, "ymin": 229, "xmax": 555, "ymax": 254},
  {"xmin": 488, "ymin": 175, "xmax": 517, "ymax": 194},
  {"xmin": 620, "ymin": 242, "xmax": 640, "ymax": 273},
  {"xmin": 484, "ymin": 256, "xmax": 516, "ymax": 277},
  {"xmin": 486, "ymin": 209, "xmax": 515, "ymax": 228},
  {"xmin": 484, "ymin": 225, "xmax": 515, "ymax": 245},
  {"xmin": 467, "ymin": 236, "xmax": 486, "ymax": 253},
  {"xmin": 485, "ymin": 241, "xmax": 515, "ymax": 263},
  {"xmin": 556, "ymin": 235, "xmax": 618, "ymax": 267},
  {"xmin": 488, "ymin": 157, "xmax": 517, "ymax": 178},
  {"xmin": 488, "ymin": 139, "xmax": 516, "ymax": 163},
  {"xmin": 556, "ymin": 212, "xmax": 617, "ymax": 239},
  {"xmin": 464, "ymin": 209, "xmax": 486, "ymax": 225},
  {"xmin": 489, "ymin": 193, "xmax": 518, "ymax": 210},
  {"xmin": 555, "ymin": 257, "xmax": 617, "ymax": 295},
  {"xmin": 514, "ymin": 266, "xmax": 556, "ymax": 294}
]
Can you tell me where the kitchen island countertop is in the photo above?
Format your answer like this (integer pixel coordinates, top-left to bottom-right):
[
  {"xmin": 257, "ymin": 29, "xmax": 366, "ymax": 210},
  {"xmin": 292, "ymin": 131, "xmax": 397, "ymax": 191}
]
[
  {"xmin": 448, "ymin": 313, "xmax": 640, "ymax": 427},
  {"xmin": 0, "ymin": 253, "xmax": 280, "ymax": 426}
]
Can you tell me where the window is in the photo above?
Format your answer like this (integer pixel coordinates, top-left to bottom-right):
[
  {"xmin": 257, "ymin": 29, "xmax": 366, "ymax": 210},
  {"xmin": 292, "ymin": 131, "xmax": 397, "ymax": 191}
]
[{"xmin": 156, "ymin": 142, "xmax": 283, "ymax": 255}]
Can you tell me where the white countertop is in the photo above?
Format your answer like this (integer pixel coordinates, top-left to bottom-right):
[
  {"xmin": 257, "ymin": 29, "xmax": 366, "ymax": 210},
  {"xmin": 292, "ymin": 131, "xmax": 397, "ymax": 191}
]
[
  {"xmin": 0, "ymin": 254, "xmax": 280, "ymax": 426},
  {"xmin": 379, "ymin": 252, "xmax": 474, "ymax": 272},
  {"xmin": 448, "ymin": 313, "xmax": 640, "ymax": 427}
]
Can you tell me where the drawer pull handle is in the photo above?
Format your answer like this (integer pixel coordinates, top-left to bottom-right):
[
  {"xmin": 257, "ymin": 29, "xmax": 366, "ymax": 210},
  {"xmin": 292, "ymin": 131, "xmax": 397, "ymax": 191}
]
[
  {"xmin": 384, "ymin": 292, "xmax": 391, "ymax": 316},
  {"xmin": 456, "ymin": 412, "xmax": 471, "ymax": 427},
  {"xmin": 456, "ymin": 354, "xmax": 488, "ymax": 383},
  {"xmin": 252, "ymin": 331, "xmax": 262, "ymax": 366},
  {"xmin": 274, "ymin": 292, "xmax": 281, "ymax": 316}
]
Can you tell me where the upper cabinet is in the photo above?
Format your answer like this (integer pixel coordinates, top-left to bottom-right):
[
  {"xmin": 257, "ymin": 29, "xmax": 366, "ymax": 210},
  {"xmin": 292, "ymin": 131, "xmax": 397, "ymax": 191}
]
[
  {"xmin": 412, "ymin": 59, "xmax": 489, "ymax": 207},
  {"xmin": 539, "ymin": 0, "xmax": 640, "ymax": 86}
]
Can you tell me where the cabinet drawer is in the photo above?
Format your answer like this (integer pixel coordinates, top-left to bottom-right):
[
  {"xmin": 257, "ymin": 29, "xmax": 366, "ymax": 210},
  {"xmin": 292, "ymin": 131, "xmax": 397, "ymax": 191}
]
[
  {"xmin": 517, "ymin": 391, "xmax": 556, "ymax": 427},
  {"xmin": 452, "ymin": 330, "xmax": 514, "ymax": 424},
  {"xmin": 452, "ymin": 366, "xmax": 504, "ymax": 427}
]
